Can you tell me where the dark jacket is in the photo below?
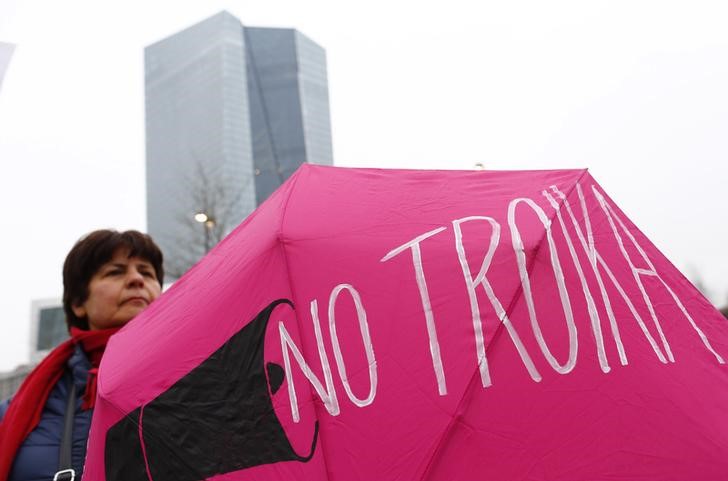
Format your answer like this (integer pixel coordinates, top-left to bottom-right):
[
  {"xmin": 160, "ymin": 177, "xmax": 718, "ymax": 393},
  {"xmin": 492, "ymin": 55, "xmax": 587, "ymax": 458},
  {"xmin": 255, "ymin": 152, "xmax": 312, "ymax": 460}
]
[{"xmin": 0, "ymin": 346, "xmax": 94, "ymax": 481}]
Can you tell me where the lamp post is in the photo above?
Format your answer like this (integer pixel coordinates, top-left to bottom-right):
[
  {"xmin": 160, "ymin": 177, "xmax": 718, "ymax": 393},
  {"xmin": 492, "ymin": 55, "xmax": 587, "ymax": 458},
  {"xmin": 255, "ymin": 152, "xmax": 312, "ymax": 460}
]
[{"xmin": 194, "ymin": 212, "xmax": 216, "ymax": 252}]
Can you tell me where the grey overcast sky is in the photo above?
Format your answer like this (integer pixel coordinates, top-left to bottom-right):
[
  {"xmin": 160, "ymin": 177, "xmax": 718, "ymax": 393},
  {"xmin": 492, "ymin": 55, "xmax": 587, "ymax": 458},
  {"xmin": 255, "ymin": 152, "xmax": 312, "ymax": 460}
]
[{"xmin": 1, "ymin": 0, "xmax": 727, "ymax": 370}]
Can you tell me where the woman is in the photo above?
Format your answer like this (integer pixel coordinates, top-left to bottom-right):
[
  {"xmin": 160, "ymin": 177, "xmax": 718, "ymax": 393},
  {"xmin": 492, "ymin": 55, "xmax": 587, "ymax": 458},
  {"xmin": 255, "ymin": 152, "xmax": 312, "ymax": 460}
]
[{"xmin": 0, "ymin": 229, "xmax": 164, "ymax": 481}]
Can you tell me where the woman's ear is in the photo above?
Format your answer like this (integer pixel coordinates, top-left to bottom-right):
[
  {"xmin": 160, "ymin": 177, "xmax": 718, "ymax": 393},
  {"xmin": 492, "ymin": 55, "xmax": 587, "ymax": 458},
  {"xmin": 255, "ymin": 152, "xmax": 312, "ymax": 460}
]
[{"xmin": 72, "ymin": 302, "xmax": 87, "ymax": 319}]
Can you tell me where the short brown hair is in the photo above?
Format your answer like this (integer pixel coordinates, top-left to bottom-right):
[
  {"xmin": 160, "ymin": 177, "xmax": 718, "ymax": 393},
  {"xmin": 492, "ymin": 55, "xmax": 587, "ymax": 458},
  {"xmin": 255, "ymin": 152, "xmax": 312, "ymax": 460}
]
[{"xmin": 63, "ymin": 229, "xmax": 164, "ymax": 330}]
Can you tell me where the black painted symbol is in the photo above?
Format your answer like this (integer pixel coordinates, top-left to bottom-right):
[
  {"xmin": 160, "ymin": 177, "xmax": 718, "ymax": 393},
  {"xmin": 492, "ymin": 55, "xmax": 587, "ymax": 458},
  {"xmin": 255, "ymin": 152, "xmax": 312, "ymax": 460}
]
[{"xmin": 105, "ymin": 299, "xmax": 318, "ymax": 481}]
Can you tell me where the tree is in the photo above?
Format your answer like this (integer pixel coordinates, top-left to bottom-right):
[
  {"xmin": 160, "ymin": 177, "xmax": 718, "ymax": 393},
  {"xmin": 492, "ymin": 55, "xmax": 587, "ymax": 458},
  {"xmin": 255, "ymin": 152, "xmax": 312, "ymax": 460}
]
[{"xmin": 164, "ymin": 160, "xmax": 254, "ymax": 279}]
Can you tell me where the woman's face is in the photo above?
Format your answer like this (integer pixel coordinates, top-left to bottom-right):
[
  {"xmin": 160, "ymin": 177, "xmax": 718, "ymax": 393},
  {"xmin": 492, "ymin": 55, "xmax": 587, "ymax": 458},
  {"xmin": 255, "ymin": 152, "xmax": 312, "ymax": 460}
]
[{"xmin": 72, "ymin": 248, "xmax": 162, "ymax": 330}]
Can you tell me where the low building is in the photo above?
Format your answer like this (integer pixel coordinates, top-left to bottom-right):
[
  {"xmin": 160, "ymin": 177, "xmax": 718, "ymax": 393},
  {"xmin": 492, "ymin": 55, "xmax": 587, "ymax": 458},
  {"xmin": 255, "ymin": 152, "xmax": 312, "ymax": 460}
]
[
  {"xmin": 0, "ymin": 298, "xmax": 67, "ymax": 400},
  {"xmin": 0, "ymin": 364, "xmax": 34, "ymax": 401}
]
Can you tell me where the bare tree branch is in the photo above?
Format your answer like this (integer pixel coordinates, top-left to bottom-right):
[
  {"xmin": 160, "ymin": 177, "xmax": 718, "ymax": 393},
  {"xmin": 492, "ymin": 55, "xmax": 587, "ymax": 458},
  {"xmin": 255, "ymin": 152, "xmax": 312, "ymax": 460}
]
[{"xmin": 165, "ymin": 157, "xmax": 254, "ymax": 279}]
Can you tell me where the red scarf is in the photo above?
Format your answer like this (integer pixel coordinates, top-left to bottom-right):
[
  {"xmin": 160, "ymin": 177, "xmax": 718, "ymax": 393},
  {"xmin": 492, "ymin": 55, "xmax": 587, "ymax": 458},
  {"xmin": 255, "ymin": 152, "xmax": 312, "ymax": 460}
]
[{"xmin": 0, "ymin": 327, "xmax": 119, "ymax": 481}]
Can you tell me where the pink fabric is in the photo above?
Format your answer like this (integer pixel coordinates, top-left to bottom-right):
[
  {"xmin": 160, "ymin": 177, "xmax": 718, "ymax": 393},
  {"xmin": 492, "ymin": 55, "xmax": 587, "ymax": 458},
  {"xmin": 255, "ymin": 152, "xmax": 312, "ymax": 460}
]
[{"xmin": 84, "ymin": 166, "xmax": 728, "ymax": 480}]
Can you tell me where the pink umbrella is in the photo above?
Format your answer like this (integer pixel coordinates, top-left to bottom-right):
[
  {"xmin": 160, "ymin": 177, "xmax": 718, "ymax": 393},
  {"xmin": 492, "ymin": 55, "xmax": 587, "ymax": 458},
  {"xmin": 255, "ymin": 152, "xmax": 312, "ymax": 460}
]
[{"xmin": 84, "ymin": 165, "xmax": 728, "ymax": 481}]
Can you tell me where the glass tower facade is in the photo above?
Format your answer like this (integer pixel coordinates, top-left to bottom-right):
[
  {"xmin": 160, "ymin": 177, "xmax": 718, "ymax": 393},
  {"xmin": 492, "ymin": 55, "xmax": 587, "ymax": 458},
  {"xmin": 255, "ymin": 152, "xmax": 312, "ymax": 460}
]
[
  {"xmin": 145, "ymin": 12, "xmax": 333, "ymax": 276},
  {"xmin": 0, "ymin": 42, "xmax": 15, "ymax": 93}
]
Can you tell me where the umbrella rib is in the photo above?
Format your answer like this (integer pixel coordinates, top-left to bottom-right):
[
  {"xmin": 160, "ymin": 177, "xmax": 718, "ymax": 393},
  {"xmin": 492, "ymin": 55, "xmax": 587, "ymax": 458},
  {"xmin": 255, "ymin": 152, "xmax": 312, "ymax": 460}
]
[
  {"xmin": 416, "ymin": 169, "xmax": 590, "ymax": 481},
  {"xmin": 278, "ymin": 163, "xmax": 307, "ymax": 236},
  {"xmin": 99, "ymin": 397, "xmax": 207, "ymax": 481},
  {"xmin": 277, "ymin": 223, "xmax": 335, "ymax": 480}
]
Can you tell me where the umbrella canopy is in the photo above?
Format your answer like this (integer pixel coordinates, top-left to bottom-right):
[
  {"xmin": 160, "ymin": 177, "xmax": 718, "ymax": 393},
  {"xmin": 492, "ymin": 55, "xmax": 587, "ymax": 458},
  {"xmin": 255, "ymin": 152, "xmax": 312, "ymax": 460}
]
[{"xmin": 84, "ymin": 165, "xmax": 728, "ymax": 481}]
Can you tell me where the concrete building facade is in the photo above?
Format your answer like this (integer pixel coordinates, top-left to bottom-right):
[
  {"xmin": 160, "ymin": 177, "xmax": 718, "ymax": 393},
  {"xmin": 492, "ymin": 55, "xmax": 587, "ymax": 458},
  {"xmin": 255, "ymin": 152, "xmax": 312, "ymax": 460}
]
[{"xmin": 0, "ymin": 299, "xmax": 66, "ymax": 398}]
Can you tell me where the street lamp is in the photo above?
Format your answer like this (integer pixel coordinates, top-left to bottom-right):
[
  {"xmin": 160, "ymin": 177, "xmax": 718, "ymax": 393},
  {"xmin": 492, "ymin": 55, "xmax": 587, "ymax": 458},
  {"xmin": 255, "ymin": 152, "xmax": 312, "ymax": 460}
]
[{"xmin": 194, "ymin": 211, "xmax": 216, "ymax": 252}]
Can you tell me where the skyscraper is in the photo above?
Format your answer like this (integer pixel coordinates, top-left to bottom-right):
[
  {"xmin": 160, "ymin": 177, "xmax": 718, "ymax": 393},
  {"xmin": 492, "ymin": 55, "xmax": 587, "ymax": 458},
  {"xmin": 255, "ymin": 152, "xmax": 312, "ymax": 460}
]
[
  {"xmin": 145, "ymin": 11, "xmax": 333, "ymax": 276},
  {"xmin": 0, "ymin": 42, "xmax": 16, "ymax": 94}
]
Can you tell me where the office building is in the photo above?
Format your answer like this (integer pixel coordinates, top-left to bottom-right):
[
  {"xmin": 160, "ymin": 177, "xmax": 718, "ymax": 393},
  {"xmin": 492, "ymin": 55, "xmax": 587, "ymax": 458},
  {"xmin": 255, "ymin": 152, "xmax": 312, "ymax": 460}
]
[
  {"xmin": 145, "ymin": 12, "xmax": 333, "ymax": 276},
  {"xmin": 29, "ymin": 298, "xmax": 68, "ymax": 363},
  {"xmin": 0, "ymin": 299, "xmax": 67, "ymax": 398},
  {"xmin": 0, "ymin": 41, "xmax": 15, "ymax": 93}
]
